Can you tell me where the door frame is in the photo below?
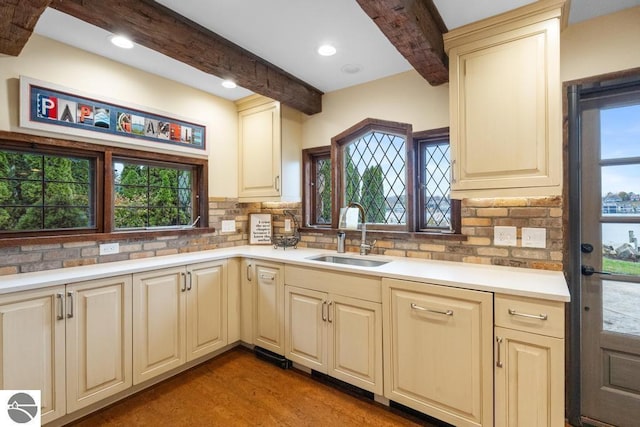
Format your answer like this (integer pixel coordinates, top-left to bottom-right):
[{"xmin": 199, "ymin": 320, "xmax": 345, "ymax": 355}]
[{"xmin": 565, "ymin": 67, "xmax": 640, "ymax": 426}]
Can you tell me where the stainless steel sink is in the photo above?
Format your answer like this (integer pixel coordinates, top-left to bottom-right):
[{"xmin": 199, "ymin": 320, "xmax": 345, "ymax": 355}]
[{"xmin": 308, "ymin": 255, "xmax": 389, "ymax": 267}]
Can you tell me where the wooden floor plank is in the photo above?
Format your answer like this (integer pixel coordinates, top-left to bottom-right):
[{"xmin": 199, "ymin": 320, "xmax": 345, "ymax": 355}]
[{"xmin": 69, "ymin": 347, "xmax": 431, "ymax": 426}]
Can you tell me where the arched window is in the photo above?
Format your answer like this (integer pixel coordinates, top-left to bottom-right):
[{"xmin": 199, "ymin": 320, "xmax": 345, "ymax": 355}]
[{"xmin": 331, "ymin": 118, "xmax": 413, "ymax": 231}]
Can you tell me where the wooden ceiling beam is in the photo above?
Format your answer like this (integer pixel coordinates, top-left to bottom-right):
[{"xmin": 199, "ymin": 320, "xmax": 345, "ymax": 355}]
[
  {"xmin": 356, "ymin": 0, "xmax": 449, "ymax": 86},
  {"xmin": 0, "ymin": 0, "xmax": 52, "ymax": 56},
  {"xmin": 49, "ymin": 0, "xmax": 323, "ymax": 115}
]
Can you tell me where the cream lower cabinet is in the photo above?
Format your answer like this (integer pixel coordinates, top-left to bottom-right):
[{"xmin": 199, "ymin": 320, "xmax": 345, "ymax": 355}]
[
  {"xmin": 133, "ymin": 260, "xmax": 227, "ymax": 384},
  {"xmin": 65, "ymin": 276, "xmax": 132, "ymax": 413},
  {"xmin": 0, "ymin": 286, "xmax": 66, "ymax": 424},
  {"xmin": 494, "ymin": 294, "xmax": 565, "ymax": 427},
  {"xmin": 250, "ymin": 260, "xmax": 285, "ymax": 355},
  {"xmin": 382, "ymin": 278, "xmax": 493, "ymax": 427},
  {"xmin": 285, "ymin": 285, "xmax": 382, "ymax": 394},
  {"xmin": 0, "ymin": 275, "xmax": 132, "ymax": 424}
]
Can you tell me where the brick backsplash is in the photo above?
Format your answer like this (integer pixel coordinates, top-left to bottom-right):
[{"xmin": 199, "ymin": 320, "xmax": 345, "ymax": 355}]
[
  {"xmin": 294, "ymin": 196, "xmax": 564, "ymax": 271},
  {"xmin": 0, "ymin": 196, "xmax": 564, "ymax": 276}
]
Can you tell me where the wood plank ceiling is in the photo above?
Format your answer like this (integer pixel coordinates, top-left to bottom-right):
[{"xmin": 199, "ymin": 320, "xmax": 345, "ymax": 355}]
[{"xmin": 0, "ymin": 0, "xmax": 448, "ymax": 115}]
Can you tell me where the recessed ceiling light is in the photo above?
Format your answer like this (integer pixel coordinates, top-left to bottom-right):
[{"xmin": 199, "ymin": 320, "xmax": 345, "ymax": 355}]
[
  {"xmin": 110, "ymin": 35, "xmax": 134, "ymax": 49},
  {"xmin": 317, "ymin": 44, "xmax": 337, "ymax": 56},
  {"xmin": 341, "ymin": 64, "xmax": 363, "ymax": 74},
  {"xmin": 221, "ymin": 80, "xmax": 237, "ymax": 89}
]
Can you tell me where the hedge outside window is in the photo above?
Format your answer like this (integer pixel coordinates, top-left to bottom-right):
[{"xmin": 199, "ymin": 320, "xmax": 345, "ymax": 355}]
[
  {"xmin": 114, "ymin": 159, "xmax": 194, "ymax": 229},
  {"xmin": 0, "ymin": 146, "xmax": 97, "ymax": 234}
]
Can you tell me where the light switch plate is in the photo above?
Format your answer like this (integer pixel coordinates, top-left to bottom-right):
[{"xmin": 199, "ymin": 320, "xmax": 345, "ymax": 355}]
[
  {"xmin": 284, "ymin": 219, "xmax": 292, "ymax": 232},
  {"xmin": 99, "ymin": 243, "xmax": 119, "ymax": 255},
  {"xmin": 522, "ymin": 227, "xmax": 546, "ymax": 248},
  {"xmin": 221, "ymin": 220, "xmax": 236, "ymax": 233},
  {"xmin": 494, "ymin": 226, "xmax": 517, "ymax": 246}
]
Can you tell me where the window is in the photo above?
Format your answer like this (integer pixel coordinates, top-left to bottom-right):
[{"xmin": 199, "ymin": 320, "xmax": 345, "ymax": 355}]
[
  {"xmin": 331, "ymin": 118, "xmax": 413, "ymax": 231},
  {"xmin": 302, "ymin": 147, "xmax": 332, "ymax": 226},
  {"xmin": 114, "ymin": 159, "xmax": 194, "ymax": 229},
  {"xmin": 303, "ymin": 119, "xmax": 460, "ymax": 234},
  {"xmin": 416, "ymin": 128, "xmax": 459, "ymax": 231},
  {"xmin": 0, "ymin": 134, "xmax": 207, "ymax": 239},
  {"xmin": 0, "ymin": 146, "xmax": 98, "ymax": 234}
]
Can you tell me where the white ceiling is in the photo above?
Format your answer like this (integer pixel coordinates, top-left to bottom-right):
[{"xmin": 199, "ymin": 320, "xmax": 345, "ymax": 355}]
[{"xmin": 33, "ymin": 0, "xmax": 640, "ymax": 103}]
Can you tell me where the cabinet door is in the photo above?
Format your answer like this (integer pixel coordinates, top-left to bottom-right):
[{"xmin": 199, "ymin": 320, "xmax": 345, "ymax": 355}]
[
  {"xmin": 186, "ymin": 261, "xmax": 227, "ymax": 361},
  {"xmin": 329, "ymin": 294, "xmax": 382, "ymax": 395},
  {"xmin": 66, "ymin": 276, "xmax": 132, "ymax": 412},
  {"xmin": 383, "ymin": 279, "xmax": 493, "ymax": 427},
  {"xmin": 447, "ymin": 17, "xmax": 561, "ymax": 197},
  {"xmin": 0, "ymin": 287, "xmax": 66, "ymax": 424},
  {"xmin": 238, "ymin": 102, "xmax": 281, "ymax": 199},
  {"xmin": 226, "ymin": 258, "xmax": 241, "ymax": 344},
  {"xmin": 285, "ymin": 286, "xmax": 327, "ymax": 371},
  {"xmin": 240, "ymin": 259, "xmax": 255, "ymax": 344},
  {"xmin": 253, "ymin": 262, "xmax": 284, "ymax": 355},
  {"xmin": 133, "ymin": 267, "xmax": 186, "ymax": 385},
  {"xmin": 494, "ymin": 327, "xmax": 564, "ymax": 427}
]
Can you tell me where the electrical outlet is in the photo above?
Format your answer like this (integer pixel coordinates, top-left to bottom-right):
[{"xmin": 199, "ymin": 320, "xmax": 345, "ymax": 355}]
[
  {"xmin": 494, "ymin": 226, "xmax": 517, "ymax": 246},
  {"xmin": 99, "ymin": 243, "xmax": 119, "ymax": 255},
  {"xmin": 221, "ymin": 220, "xmax": 236, "ymax": 233},
  {"xmin": 522, "ymin": 227, "xmax": 546, "ymax": 248},
  {"xmin": 284, "ymin": 219, "xmax": 292, "ymax": 232}
]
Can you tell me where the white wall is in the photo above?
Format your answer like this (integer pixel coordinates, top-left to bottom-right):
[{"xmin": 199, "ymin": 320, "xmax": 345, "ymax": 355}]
[
  {"xmin": 561, "ymin": 6, "xmax": 640, "ymax": 82},
  {"xmin": 302, "ymin": 70, "xmax": 450, "ymax": 149},
  {"xmin": 0, "ymin": 35, "xmax": 239, "ymax": 197}
]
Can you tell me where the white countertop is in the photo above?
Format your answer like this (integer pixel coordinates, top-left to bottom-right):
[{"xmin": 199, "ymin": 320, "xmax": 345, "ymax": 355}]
[{"xmin": 0, "ymin": 245, "xmax": 570, "ymax": 302}]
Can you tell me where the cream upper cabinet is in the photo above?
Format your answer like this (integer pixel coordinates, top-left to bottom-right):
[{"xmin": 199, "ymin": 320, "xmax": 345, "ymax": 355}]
[
  {"xmin": 65, "ymin": 275, "xmax": 132, "ymax": 413},
  {"xmin": 494, "ymin": 294, "xmax": 565, "ymax": 427},
  {"xmin": 252, "ymin": 260, "xmax": 285, "ymax": 355},
  {"xmin": 444, "ymin": 0, "xmax": 565, "ymax": 198},
  {"xmin": 284, "ymin": 266, "xmax": 383, "ymax": 395},
  {"xmin": 382, "ymin": 278, "xmax": 493, "ymax": 427},
  {"xmin": 0, "ymin": 286, "xmax": 66, "ymax": 424},
  {"xmin": 133, "ymin": 261, "xmax": 228, "ymax": 384},
  {"xmin": 236, "ymin": 95, "xmax": 301, "ymax": 202}
]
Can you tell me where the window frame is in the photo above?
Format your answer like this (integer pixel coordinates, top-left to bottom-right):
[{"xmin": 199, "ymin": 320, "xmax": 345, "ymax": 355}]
[
  {"xmin": 302, "ymin": 146, "xmax": 332, "ymax": 228},
  {"xmin": 0, "ymin": 131, "xmax": 208, "ymax": 243},
  {"xmin": 414, "ymin": 128, "xmax": 461, "ymax": 234},
  {"xmin": 302, "ymin": 120, "xmax": 461, "ymax": 236}
]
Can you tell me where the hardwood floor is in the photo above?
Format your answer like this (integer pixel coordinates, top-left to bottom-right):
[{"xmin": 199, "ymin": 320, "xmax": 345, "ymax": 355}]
[{"xmin": 69, "ymin": 347, "xmax": 433, "ymax": 426}]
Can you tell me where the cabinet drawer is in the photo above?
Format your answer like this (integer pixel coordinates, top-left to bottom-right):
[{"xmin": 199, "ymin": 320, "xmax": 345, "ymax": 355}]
[
  {"xmin": 285, "ymin": 265, "xmax": 380, "ymax": 302},
  {"xmin": 495, "ymin": 294, "xmax": 564, "ymax": 338}
]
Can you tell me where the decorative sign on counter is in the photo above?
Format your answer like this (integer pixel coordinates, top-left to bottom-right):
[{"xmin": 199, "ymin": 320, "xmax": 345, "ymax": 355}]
[
  {"xmin": 249, "ymin": 213, "xmax": 273, "ymax": 245},
  {"xmin": 19, "ymin": 76, "xmax": 207, "ymax": 155}
]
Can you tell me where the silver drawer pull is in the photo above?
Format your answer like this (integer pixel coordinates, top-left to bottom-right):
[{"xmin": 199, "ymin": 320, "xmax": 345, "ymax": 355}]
[
  {"xmin": 508, "ymin": 309, "xmax": 548, "ymax": 321},
  {"xmin": 411, "ymin": 303, "xmax": 453, "ymax": 316},
  {"xmin": 260, "ymin": 274, "xmax": 274, "ymax": 281}
]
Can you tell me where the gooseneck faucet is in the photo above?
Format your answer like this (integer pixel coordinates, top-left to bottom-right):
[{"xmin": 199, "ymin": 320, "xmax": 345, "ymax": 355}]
[{"xmin": 345, "ymin": 202, "xmax": 376, "ymax": 255}]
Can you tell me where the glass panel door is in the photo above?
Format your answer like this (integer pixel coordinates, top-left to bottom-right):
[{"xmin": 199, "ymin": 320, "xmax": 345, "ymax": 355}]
[{"xmin": 580, "ymin": 90, "xmax": 640, "ymax": 427}]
